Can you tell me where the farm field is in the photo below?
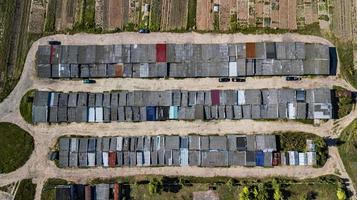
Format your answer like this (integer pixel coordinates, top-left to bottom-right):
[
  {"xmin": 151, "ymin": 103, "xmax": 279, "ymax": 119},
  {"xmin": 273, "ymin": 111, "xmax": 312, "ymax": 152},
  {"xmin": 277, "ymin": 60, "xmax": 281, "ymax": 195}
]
[
  {"xmin": 0, "ymin": 0, "xmax": 32, "ymax": 102},
  {"xmin": 331, "ymin": 0, "xmax": 355, "ymax": 40}
]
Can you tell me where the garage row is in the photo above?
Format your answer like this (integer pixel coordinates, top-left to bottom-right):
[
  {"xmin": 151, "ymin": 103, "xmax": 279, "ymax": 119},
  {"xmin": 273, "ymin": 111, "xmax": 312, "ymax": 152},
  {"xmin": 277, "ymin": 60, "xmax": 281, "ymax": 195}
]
[
  {"xmin": 32, "ymin": 88, "xmax": 333, "ymax": 123},
  {"xmin": 36, "ymin": 42, "xmax": 335, "ymax": 78},
  {"xmin": 57, "ymin": 135, "xmax": 317, "ymax": 168}
]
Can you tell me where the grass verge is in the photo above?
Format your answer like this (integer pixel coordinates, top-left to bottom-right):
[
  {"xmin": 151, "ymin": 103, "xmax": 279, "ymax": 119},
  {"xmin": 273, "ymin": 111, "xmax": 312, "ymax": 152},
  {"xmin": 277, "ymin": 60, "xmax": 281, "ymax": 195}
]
[
  {"xmin": 338, "ymin": 119, "xmax": 357, "ymax": 192},
  {"xmin": 337, "ymin": 41, "xmax": 356, "ymax": 89},
  {"xmin": 0, "ymin": 122, "xmax": 34, "ymax": 173},
  {"xmin": 14, "ymin": 179, "xmax": 36, "ymax": 200},
  {"xmin": 20, "ymin": 89, "xmax": 35, "ymax": 124}
]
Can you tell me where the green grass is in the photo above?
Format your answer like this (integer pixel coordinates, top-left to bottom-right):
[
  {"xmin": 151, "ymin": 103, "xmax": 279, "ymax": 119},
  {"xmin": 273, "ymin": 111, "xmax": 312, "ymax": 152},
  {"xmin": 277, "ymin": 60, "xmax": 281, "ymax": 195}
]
[
  {"xmin": 274, "ymin": 131, "xmax": 328, "ymax": 167},
  {"xmin": 44, "ymin": 0, "xmax": 56, "ymax": 32},
  {"xmin": 71, "ymin": 0, "xmax": 97, "ymax": 33},
  {"xmin": 20, "ymin": 89, "xmax": 35, "ymax": 124},
  {"xmin": 14, "ymin": 179, "xmax": 36, "ymax": 200},
  {"xmin": 337, "ymin": 41, "xmax": 356, "ymax": 89},
  {"xmin": 338, "ymin": 119, "xmax": 357, "ymax": 192},
  {"xmin": 149, "ymin": 0, "xmax": 161, "ymax": 31},
  {"xmin": 187, "ymin": 0, "xmax": 197, "ymax": 30},
  {"xmin": 213, "ymin": 12, "xmax": 219, "ymax": 32},
  {"xmin": 0, "ymin": 122, "xmax": 34, "ymax": 173},
  {"xmin": 41, "ymin": 178, "xmax": 69, "ymax": 200}
]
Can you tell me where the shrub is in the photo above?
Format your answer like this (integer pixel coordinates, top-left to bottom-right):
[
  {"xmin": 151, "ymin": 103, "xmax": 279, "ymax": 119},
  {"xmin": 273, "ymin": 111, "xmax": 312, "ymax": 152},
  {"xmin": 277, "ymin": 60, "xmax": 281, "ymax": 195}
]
[
  {"xmin": 148, "ymin": 178, "xmax": 162, "ymax": 195},
  {"xmin": 239, "ymin": 186, "xmax": 250, "ymax": 200},
  {"xmin": 272, "ymin": 179, "xmax": 283, "ymax": 200}
]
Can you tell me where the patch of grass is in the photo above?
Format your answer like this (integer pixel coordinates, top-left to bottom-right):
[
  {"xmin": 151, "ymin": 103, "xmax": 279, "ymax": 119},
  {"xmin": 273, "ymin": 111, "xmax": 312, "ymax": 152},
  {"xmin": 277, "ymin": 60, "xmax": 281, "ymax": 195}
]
[
  {"xmin": 149, "ymin": 0, "xmax": 161, "ymax": 31},
  {"xmin": 319, "ymin": 15, "xmax": 330, "ymax": 21},
  {"xmin": 187, "ymin": 0, "xmax": 197, "ymax": 30},
  {"xmin": 229, "ymin": 14, "xmax": 238, "ymax": 32},
  {"xmin": 41, "ymin": 178, "xmax": 69, "ymax": 200},
  {"xmin": 20, "ymin": 89, "xmax": 35, "ymax": 124},
  {"xmin": 275, "ymin": 131, "xmax": 328, "ymax": 167},
  {"xmin": 44, "ymin": 0, "xmax": 56, "ymax": 32},
  {"xmin": 213, "ymin": 12, "xmax": 219, "ymax": 32},
  {"xmin": 0, "ymin": 122, "xmax": 34, "ymax": 173},
  {"xmin": 338, "ymin": 119, "xmax": 357, "ymax": 192},
  {"xmin": 14, "ymin": 179, "xmax": 36, "ymax": 200},
  {"xmin": 337, "ymin": 41, "xmax": 356, "ymax": 89}
]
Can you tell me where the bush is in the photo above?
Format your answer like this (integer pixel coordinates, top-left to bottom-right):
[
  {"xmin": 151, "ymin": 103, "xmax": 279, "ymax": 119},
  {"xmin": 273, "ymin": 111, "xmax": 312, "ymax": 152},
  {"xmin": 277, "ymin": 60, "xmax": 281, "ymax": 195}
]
[
  {"xmin": 272, "ymin": 179, "xmax": 283, "ymax": 200},
  {"xmin": 239, "ymin": 186, "xmax": 250, "ymax": 200},
  {"xmin": 336, "ymin": 182, "xmax": 347, "ymax": 200},
  {"xmin": 0, "ymin": 122, "xmax": 34, "ymax": 173},
  {"xmin": 148, "ymin": 178, "xmax": 162, "ymax": 195}
]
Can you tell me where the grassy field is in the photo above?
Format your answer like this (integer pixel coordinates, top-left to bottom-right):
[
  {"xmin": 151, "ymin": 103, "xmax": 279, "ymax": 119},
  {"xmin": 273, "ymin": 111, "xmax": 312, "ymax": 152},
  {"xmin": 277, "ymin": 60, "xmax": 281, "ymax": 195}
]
[
  {"xmin": 20, "ymin": 89, "xmax": 35, "ymax": 124},
  {"xmin": 41, "ymin": 178, "xmax": 69, "ymax": 200},
  {"xmin": 0, "ymin": 0, "xmax": 35, "ymax": 103},
  {"xmin": 0, "ymin": 122, "xmax": 34, "ymax": 173},
  {"xmin": 274, "ymin": 131, "xmax": 328, "ymax": 167},
  {"xmin": 14, "ymin": 179, "xmax": 36, "ymax": 200},
  {"xmin": 338, "ymin": 119, "xmax": 357, "ymax": 192}
]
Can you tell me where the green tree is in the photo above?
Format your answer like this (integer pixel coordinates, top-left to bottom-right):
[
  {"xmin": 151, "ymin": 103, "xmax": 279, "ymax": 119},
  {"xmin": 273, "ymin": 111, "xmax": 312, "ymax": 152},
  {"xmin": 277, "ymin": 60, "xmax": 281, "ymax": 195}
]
[
  {"xmin": 226, "ymin": 178, "xmax": 235, "ymax": 191},
  {"xmin": 148, "ymin": 178, "xmax": 162, "ymax": 195},
  {"xmin": 254, "ymin": 183, "xmax": 268, "ymax": 200},
  {"xmin": 239, "ymin": 186, "xmax": 250, "ymax": 200},
  {"xmin": 336, "ymin": 183, "xmax": 346, "ymax": 200},
  {"xmin": 272, "ymin": 179, "xmax": 283, "ymax": 200}
]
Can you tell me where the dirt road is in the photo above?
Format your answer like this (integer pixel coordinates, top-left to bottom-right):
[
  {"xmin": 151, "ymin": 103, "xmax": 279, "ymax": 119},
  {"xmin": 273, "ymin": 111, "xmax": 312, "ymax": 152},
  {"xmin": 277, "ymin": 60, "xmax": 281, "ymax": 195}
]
[{"xmin": 0, "ymin": 32, "xmax": 356, "ymax": 199}]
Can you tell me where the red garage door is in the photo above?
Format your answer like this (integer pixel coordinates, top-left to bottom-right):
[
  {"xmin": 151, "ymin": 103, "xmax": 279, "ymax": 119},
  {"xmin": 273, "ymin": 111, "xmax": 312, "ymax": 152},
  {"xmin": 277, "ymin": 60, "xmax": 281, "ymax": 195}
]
[{"xmin": 156, "ymin": 43, "xmax": 167, "ymax": 62}]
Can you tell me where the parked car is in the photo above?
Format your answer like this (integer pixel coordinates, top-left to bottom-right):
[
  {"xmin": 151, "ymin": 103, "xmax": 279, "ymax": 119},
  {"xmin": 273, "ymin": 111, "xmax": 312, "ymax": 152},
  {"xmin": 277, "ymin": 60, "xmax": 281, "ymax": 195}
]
[
  {"xmin": 231, "ymin": 77, "xmax": 246, "ymax": 82},
  {"xmin": 138, "ymin": 28, "xmax": 150, "ymax": 33},
  {"xmin": 48, "ymin": 40, "xmax": 61, "ymax": 45},
  {"xmin": 83, "ymin": 79, "xmax": 96, "ymax": 84},
  {"xmin": 286, "ymin": 76, "xmax": 301, "ymax": 81},
  {"xmin": 218, "ymin": 77, "xmax": 230, "ymax": 82}
]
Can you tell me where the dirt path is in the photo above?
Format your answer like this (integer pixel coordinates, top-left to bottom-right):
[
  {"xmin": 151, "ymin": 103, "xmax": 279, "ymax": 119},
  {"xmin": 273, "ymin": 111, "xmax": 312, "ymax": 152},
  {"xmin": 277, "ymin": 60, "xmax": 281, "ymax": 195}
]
[{"xmin": 0, "ymin": 32, "xmax": 356, "ymax": 199}]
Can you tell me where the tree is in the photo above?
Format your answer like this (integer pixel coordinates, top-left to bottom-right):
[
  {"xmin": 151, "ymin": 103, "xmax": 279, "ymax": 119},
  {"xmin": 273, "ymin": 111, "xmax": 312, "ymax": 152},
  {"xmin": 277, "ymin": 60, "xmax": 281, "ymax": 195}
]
[
  {"xmin": 226, "ymin": 178, "xmax": 235, "ymax": 191},
  {"xmin": 148, "ymin": 178, "xmax": 162, "ymax": 195},
  {"xmin": 239, "ymin": 186, "xmax": 250, "ymax": 200},
  {"xmin": 272, "ymin": 179, "xmax": 283, "ymax": 200},
  {"xmin": 336, "ymin": 184, "xmax": 346, "ymax": 200},
  {"xmin": 254, "ymin": 183, "xmax": 269, "ymax": 200}
]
